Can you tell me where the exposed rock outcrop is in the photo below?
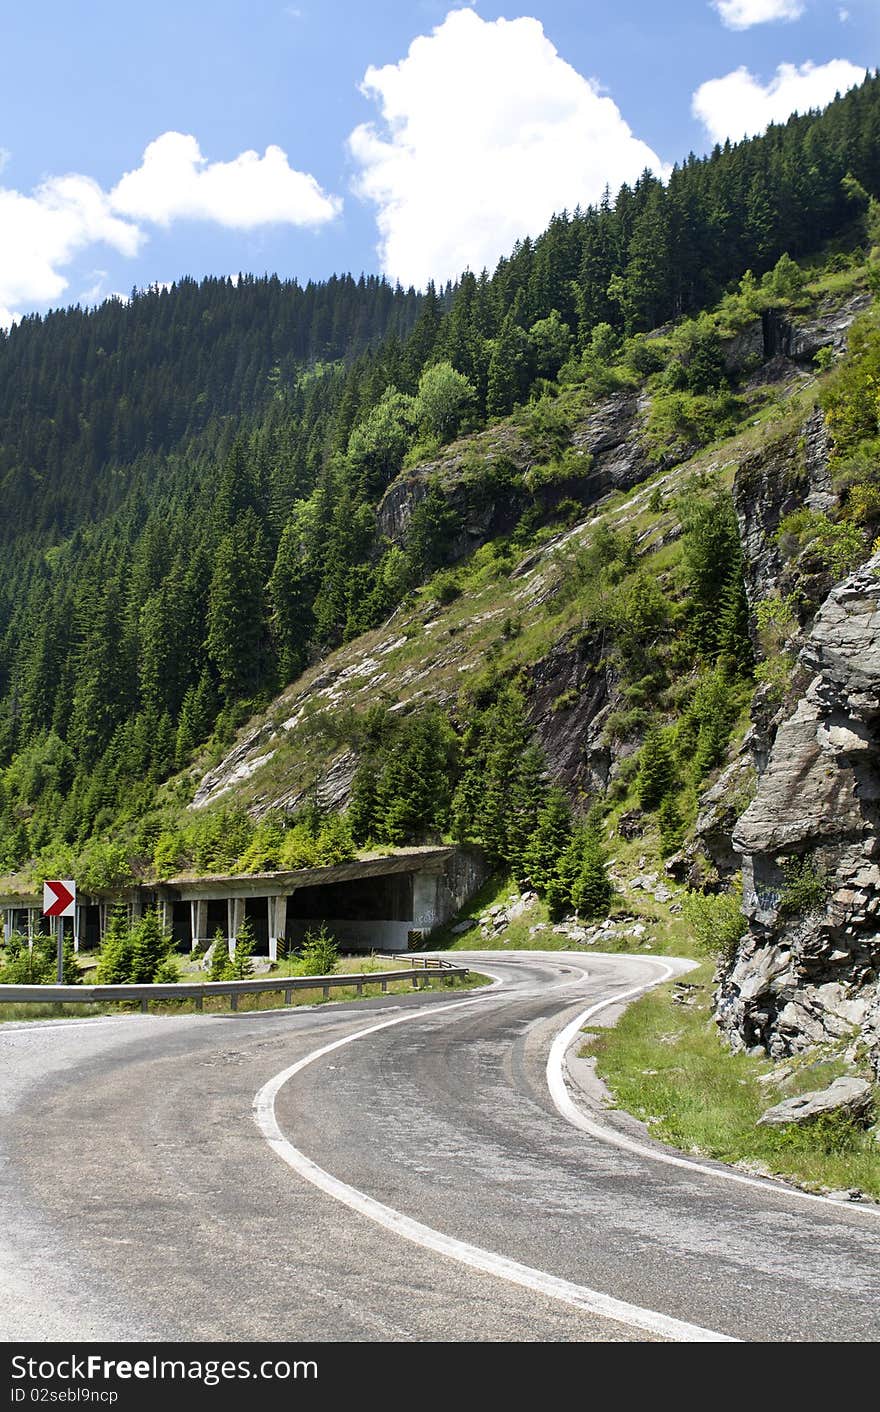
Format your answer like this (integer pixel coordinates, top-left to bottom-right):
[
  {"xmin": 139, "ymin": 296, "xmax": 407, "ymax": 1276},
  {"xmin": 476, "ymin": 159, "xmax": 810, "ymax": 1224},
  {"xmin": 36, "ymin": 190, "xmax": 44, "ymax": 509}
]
[
  {"xmin": 762, "ymin": 292, "xmax": 871, "ymax": 364},
  {"xmin": 718, "ymin": 557, "xmax": 880, "ymax": 1076},
  {"xmin": 733, "ymin": 408, "xmax": 836, "ymax": 624},
  {"xmin": 376, "ymin": 386, "xmax": 654, "ymax": 563},
  {"xmin": 524, "ymin": 630, "xmax": 619, "ymax": 799}
]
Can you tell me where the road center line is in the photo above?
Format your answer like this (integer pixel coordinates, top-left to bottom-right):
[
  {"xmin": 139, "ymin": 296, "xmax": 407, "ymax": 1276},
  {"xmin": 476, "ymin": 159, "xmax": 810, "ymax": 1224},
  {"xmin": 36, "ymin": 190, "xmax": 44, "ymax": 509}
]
[{"xmin": 253, "ymin": 969, "xmax": 736, "ymax": 1342}]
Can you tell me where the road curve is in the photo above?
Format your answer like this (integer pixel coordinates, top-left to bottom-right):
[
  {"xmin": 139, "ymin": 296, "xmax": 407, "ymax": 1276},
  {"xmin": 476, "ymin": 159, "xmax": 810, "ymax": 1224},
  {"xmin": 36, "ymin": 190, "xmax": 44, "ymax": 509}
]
[{"xmin": 0, "ymin": 951, "xmax": 878, "ymax": 1343}]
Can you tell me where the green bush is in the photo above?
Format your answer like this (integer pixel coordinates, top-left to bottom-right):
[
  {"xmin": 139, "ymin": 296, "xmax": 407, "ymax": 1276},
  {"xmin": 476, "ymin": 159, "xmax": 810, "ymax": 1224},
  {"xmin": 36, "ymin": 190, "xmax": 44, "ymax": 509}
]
[
  {"xmin": 778, "ymin": 856, "xmax": 827, "ymax": 917},
  {"xmin": 776, "ymin": 508, "xmax": 866, "ymax": 577},
  {"xmin": 682, "ymin": 887, "xmax": 744, "ymax": 964}
]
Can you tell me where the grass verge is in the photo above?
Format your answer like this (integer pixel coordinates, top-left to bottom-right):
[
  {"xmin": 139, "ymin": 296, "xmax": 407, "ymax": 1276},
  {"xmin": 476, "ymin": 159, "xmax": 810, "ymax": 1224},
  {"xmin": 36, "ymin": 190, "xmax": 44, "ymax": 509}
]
[{"xmin": 587, "ymin": 962, "xmax": 880, "ymax": 1199}]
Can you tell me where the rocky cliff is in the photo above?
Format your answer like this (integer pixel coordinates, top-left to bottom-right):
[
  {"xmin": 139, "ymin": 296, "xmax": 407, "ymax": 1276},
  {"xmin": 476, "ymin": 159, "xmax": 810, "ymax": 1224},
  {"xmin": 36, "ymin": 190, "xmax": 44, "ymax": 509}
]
[{"xmin": 718, "ymin": 558, "xmax": 880, "ymax": 1078}]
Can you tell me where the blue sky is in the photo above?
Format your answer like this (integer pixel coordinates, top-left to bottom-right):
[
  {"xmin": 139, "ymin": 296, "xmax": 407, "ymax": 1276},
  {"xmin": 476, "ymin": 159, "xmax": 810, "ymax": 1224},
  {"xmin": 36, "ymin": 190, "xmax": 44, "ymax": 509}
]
[{"xmin": 1, "ymin": 1, "xmax": 877, "ymax": 324}]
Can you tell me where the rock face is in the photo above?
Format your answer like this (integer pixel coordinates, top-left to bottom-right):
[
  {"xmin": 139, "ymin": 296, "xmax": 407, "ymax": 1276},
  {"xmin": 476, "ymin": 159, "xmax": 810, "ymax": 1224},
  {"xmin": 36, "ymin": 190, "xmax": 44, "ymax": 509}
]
[
  {"xmin": 762, "ymin": 292, "xmax": 871, "ymax": 364},
  {"xmin": 733, "ymin": 408, "xmax": 835, "ymax": 622},
  {"xmin": 524, "ymin": 630, "xmax": 618, "ymax": 799},
  {"xmin": 718, "ymin": 557, "xmax": 880, "ymax": 1076},
  {"xmin": 757, "ymin": 1076, "xmax": 873, "ymax": 1129}
]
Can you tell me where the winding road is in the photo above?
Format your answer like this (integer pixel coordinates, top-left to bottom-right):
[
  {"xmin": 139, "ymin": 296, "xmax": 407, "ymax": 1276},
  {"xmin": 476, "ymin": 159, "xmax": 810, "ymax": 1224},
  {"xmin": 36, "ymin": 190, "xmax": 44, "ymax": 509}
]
[{"xmin": 1, "ymin": 951, "xmax": 878, "ymax": 1344}]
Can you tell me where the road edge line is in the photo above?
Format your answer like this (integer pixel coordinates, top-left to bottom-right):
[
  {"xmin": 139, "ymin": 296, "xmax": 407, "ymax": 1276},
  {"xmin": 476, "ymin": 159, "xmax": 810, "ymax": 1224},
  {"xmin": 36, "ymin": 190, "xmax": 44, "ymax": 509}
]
[
  {"xmin": 253, "ymin": 981, "xmax": 736, "ymax": 1343},
  {"xmin": 546, "ymin": 953, "xmax": 880, "ymax": 1220}
]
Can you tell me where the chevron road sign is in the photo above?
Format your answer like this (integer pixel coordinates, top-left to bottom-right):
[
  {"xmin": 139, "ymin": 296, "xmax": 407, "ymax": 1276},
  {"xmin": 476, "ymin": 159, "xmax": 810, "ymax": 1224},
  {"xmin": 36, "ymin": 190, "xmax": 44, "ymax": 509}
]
[{"xmin": 43, "ymin": 880, "xmax": 76, "ymax": 918}]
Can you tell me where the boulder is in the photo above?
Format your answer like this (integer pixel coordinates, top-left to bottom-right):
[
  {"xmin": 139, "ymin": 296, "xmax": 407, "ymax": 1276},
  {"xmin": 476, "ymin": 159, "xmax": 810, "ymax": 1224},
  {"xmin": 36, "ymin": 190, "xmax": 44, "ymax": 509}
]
[{"xmin": 756, "ymin": 1076, "xmax": 873, "ymax": 1129}]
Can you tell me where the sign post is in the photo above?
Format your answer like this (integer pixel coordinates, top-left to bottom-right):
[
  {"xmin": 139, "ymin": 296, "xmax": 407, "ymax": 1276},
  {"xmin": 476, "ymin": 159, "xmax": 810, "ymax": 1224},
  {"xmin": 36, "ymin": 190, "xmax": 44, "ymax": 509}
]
[{"xmin": 43, "ymin": 880, "xmax": 76, "ymax": 984}]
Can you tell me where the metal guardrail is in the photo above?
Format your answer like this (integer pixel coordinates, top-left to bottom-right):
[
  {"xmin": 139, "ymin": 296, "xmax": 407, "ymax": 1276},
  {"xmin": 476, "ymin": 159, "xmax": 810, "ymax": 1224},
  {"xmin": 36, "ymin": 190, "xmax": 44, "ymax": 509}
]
[{"xmin": 0, "ymin": 962, "xmax": 470, "ymax": 1013}]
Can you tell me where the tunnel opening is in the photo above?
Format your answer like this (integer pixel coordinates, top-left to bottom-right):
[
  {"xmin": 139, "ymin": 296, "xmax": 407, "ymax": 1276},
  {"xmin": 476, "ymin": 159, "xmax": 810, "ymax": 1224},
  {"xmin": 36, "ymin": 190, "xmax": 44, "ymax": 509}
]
[{"xmin": 287, "ymin": 872, "xmax": 416, "ymax": 952}]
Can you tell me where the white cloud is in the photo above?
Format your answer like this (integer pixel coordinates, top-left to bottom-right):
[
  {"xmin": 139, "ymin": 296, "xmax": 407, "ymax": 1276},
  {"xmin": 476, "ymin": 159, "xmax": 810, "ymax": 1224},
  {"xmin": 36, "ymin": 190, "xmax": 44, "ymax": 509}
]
[
  {"xmin": 348, "ymin": 8, "xmax": 665, "ymax": 288},
  {"xmin": 0, "ymin": 133, "xmax": 341, "ymax": 326},
  {"xmin": 712, "ymin": 0, "xmax": 804, "ymax": 29},
  {"xmin": 111, "ymin": 132, "xmax": 340, "ymax": 230},
  {"xmin": 692, "ymin": 59, "xmax": 865, "ymax": 144},
  {"xmin": 0, "ymin": 174, "xmax": 142, "ymax": 328}
]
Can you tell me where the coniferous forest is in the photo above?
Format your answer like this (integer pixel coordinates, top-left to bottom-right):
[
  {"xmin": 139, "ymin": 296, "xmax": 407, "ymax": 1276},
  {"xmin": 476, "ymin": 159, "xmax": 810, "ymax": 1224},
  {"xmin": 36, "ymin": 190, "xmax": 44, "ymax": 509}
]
[{"xmin": 1, "ymin": 73, "xmax": 879, "ymax": 884}]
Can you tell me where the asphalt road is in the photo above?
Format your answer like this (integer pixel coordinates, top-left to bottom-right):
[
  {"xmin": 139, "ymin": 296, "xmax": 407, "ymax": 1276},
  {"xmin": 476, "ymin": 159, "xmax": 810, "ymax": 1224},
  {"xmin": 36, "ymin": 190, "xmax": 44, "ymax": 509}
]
[{"xmin": 1, "ymin": 951, "xmax": 878, "ymax": 1343}]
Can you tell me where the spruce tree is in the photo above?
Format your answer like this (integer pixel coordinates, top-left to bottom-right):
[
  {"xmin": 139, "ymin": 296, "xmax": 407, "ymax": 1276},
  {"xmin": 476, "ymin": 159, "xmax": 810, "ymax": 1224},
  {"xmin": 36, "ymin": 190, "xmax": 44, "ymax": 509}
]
[
  {"xmin": 570, "ymin": 829, "xmax": 614, "ymax": 919},
  {"xmin": 636, "ymin": 727, "xmax": 677, "ymax": 810},
  {"xmin": 95, "ymin": 907, "xmax": 135, "ymax": 984},
  {"xmin": 129, "ymin": 908, "xmax": 173, "ymax": 984},
  {"xmin": 209, "ymin": 928, "xmax": 232, "ymax": 981},
  {"xmin": 228, "ymin": 918, "xmax": 255, "ymax": 980},
  {"xmin": 524, "ymin": 787, "xmax": 574, "ymax": 894}
]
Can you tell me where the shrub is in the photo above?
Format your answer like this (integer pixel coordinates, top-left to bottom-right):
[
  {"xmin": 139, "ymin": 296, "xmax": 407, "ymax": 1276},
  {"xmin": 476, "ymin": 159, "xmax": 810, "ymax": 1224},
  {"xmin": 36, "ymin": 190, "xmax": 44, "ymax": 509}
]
[
  {"xmin": 776, "ymin": 508, "xmax": 866, "ymax": 577},
  {"xmin": 682, "ymin": 886, "xmax": 744, "ymax": 964},
  {"xmin": 778, "ymin": 856, "xmax": 827, "ymax": 918}
]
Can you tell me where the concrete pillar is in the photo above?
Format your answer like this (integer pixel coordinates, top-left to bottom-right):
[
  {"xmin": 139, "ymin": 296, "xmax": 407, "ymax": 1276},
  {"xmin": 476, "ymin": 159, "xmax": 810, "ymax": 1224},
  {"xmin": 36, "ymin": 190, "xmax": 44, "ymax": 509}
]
[
  {"xmin": 190, "ymin": 899, "xmax": 207, "ymax": 952},
  {"xmin": 227, "ymin": 897, "xmax": 245, "ymax": 958},
  {"xmin": 28, "ymin": 908, "xmax": 36, "ymax": 947},
  {"xmin": 130, "ymin": 892, "xmax": 143, "ymax": 922},
  {"xmin": 268, "ymin": 895, "xmax": 288, "ymax": 963},
  {"xmin": 74, "ymin": 905, "xmax": 85, "ymax": 954},
  {"xmin": 412, "ymin": 870, "xmax": 441, "ymax": 930},
  {"xmin": 99, "ymin": 903, "xmax": 109, "ymax": 942},
  {"xmin": 159, "ymin": 897, "xmax": 171, "ymax": 934},
  {"xmin": 3, "ymin": 909, "xmax": 12, "ymax": 945}
]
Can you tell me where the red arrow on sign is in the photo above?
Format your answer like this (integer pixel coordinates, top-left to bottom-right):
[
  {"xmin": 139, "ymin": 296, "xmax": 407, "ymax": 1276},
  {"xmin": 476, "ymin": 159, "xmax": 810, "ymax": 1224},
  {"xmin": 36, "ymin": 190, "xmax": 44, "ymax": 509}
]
[{"xmin": 43, "ymin": 880, "xmax": 76, "ymax": 918}]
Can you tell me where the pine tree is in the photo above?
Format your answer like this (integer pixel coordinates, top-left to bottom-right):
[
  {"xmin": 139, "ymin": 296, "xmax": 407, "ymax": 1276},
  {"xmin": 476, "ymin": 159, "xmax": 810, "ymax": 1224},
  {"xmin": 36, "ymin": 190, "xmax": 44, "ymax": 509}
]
[
  {"xmin": 209, "ymin": 928, "xmax": 232, "ymax": 981},
  {"xmin": 129, "ymin": 908, "xmax": 173, "ymax": 984},
  {"xmin": 206, "ymin": 510, "xmax": 271, "ymax": 699},
  {"xmin": 228, "ymin": 918, "xmax": 255, "ymax": 980},
  {"xmin": 523, "ymin": 788, "xmax": 574, "ymax": 894},
  {"xmin": 95, "ymin": 906, "xmax": 135, "ymax": 984},
  {"xmin": 570, "ymin": 828, "xmax": 614, "ymax": 919},
  {"xmin": 637, "ymin": 727, "xmax": 677, "ymax": 810},
  {"xmin": 348, "ymin": 756, "xmax": 381, "ymax": 845}
]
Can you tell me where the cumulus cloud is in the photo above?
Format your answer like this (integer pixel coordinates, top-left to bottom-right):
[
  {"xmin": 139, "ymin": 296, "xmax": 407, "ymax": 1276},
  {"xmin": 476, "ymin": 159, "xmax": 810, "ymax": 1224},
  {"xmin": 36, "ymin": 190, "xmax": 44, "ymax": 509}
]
[
  {"xmin": 712, "ymin": 0, "xmax": 804, "ymax": 29},
  {"xmin": 0, "ymin": 174, "xmax": 142, "ymax": 328},
  {"xmin": 0, "ymin": 134, "xmax": 341, "ymax": 327},
  {"xmin": 693, "ymin": 58, "xmax": 865, "ymax": 144},
  {"xmin": 348, "ymin": 8, "xmax": 665, "ymax": 288},
  {"xmin": 111, "ymin": 132, "xmax": 340, "ymax": 230}
]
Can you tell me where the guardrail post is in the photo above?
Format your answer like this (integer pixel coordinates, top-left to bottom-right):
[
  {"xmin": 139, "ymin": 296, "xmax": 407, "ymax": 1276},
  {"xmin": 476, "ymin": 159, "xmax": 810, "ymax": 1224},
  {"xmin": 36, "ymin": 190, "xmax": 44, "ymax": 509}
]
[
  {"xmin": 140, "ymin": 997, "xmax": 148, "ymax": 1014},
  {"xmin": 230, "ymin": 992, "xmax": 238, "ymax": 1012},
  {"xmin": 322, "ymin": 984, "xmax": 330, "ymax": 1000},
  {"xmin": 194, "ymin": 995, "xmax": 203, "ymax": 1012},
  {"xmin": 380, "ymin": 978, "xmax": 388, "ymax": 993},
  {"xmin": 284, "ymin": 988, "xmax": 292, "ymax": 1006},
  {"xmin": 355, "ymin": 979, "xmax": 363, "ymax": 996}
]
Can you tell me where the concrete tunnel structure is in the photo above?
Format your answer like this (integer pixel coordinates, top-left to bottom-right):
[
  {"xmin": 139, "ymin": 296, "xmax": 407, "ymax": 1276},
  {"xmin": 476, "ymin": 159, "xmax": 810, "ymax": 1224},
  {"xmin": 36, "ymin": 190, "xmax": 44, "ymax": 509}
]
[{"xmin": 1, "ymin": 846, "xmax": 490, "ymax": 960}]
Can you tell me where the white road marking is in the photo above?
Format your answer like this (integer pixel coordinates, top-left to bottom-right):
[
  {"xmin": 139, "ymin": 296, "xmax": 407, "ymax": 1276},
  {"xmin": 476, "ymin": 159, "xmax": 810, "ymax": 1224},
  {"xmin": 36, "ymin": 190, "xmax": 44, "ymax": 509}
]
[
  {"xmin": 253, "ymin": 974, "xmax": 736, "ymax": 1343},
  {"xmin": 547, "ymin": 956, "xmax": 880, "ymax": 1219}
]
